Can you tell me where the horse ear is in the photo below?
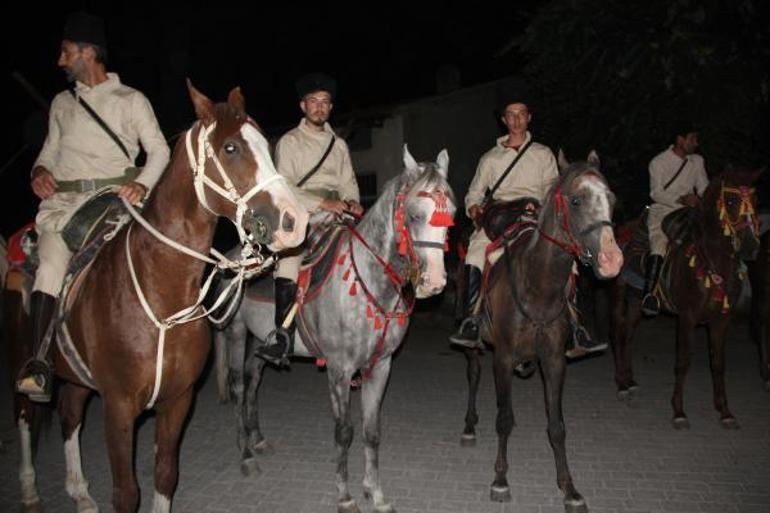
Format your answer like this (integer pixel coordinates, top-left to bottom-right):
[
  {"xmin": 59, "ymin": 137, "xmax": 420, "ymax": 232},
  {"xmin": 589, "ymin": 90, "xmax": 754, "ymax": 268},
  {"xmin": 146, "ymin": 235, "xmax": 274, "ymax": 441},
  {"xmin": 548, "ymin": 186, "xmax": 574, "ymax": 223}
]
[
  {"xmin": 557, "ymin": 148, "xmax": 570, "ymax": 173},
  {"xmin": 228, "ymin": 86, "xmax": 246, "ymax": 114},
  {"xmin": 186, "ymin": 78, "xmax": 215, "ymax": 126},
  {"xmin": 587, "ymin": 150, "xmax": 600, "ymax": 168},
  {"xmin": 435, "ymin": 149, "xmax": 449, "ymax": 178},
  {"xmin": 403, "ymin": 144, "xmax": 419, "ymax": 176}
]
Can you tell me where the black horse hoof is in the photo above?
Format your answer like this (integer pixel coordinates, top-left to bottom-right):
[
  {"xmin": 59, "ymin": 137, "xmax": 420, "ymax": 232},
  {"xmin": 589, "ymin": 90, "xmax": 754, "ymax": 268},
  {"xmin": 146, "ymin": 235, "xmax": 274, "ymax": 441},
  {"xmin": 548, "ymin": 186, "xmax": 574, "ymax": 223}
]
[
  {"xmin": 720, "ymin": 416, "xmax": 740, "ymax": 430},
  {"xmin": 672, "ymin": 416, "xmax": 690, "ymax": 430},
  {"xmin": 490, "ymin": 485, "xmax": 511, "ymax": 502},
  {"xmin": 460, "ymin": 433, "xmax": 476, "ymax": 447},
  {"xmin": 240, "ymin": 457, "xmax": 261, "ymax": 476}
]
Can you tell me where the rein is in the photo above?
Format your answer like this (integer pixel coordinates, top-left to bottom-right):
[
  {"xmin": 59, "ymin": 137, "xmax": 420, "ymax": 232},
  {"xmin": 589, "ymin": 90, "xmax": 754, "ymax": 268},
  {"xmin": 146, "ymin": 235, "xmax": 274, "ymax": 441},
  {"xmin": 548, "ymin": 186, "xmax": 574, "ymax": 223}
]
[{"xmin": 120, "ymin": 121, "xmax": 283, "ymax": 409}]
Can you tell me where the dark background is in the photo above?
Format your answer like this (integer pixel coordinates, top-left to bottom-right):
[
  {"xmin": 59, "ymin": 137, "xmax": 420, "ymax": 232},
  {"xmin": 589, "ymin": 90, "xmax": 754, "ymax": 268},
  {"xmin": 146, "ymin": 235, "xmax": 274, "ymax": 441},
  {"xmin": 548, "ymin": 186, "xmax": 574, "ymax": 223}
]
[{"xmin": 2, "ymin": 0, "xmax": 768, "ymax": 238}]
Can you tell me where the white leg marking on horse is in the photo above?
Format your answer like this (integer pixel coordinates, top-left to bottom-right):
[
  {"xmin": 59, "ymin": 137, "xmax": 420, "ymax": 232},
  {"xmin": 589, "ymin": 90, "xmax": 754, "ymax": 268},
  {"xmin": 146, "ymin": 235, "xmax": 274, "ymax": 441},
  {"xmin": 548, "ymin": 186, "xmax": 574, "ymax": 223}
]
[
  {"xmin": 64, "ymin": 424, "xmax": 98, "ymax": 512},
  {"xmin": 18, "ymin": 418, "xmax": 40, "ymax": 506},
  {"xmin": 151, "ymin": 492, "xmax": 171, "ymax": 513}
]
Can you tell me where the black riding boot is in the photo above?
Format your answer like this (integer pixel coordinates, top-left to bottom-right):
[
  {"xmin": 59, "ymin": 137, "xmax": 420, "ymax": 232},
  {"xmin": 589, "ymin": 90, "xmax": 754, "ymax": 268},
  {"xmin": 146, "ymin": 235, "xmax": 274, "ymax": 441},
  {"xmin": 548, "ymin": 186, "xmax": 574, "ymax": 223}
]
[
  {"xmin": 641, "ymin": 254, "xmax": 664, "ymax": 316},
  {"xmin": 449, "ymin": 265, "xmax": 483, "ymax": 349},
  {"xmin": 254, "ymin": 278, "xmax": 297, "ymax": 367},
  {"xmin": 16, "ymin": 291, "xmax": 57, "ymax": 402},
  {"xmin": 565, "ymin": 319, "xmax": 608, "ymax": 359}
]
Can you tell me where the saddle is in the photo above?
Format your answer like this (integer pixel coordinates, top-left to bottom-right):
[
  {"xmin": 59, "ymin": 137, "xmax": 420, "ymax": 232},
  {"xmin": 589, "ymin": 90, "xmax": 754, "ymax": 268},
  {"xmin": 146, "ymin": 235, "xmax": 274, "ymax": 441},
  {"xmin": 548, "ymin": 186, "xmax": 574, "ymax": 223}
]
[{"xmin": 481, "ymin": 197, "xmax": 540, "ymax": 241}]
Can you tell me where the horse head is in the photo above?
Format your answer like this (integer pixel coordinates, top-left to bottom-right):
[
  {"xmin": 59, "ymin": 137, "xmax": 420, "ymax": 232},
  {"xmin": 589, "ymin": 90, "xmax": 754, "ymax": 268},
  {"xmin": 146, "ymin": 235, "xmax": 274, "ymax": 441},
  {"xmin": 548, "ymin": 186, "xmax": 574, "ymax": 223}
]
[
  {"xmin": 186, "ymin": 80, "xmax": 308, "ymax": 252},
  {"xmin": 547, "ymin": 151, "xmax": 623, "ymax": 278},
  {"xmin": 702, "ymin": 164, "xmax": 764, "ymax": 260},
  {"xmin": 398, "ymin": 145, "xmax": 456, "ymax": 298}
]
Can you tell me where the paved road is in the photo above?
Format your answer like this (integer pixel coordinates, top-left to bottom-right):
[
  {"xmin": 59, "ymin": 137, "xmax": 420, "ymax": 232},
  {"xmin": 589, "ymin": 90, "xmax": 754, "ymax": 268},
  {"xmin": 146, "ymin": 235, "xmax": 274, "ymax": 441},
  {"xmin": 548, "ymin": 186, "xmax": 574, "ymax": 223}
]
[{"xmin": 2, "ymin": 302, "xmax": 769, "ymax": 513}]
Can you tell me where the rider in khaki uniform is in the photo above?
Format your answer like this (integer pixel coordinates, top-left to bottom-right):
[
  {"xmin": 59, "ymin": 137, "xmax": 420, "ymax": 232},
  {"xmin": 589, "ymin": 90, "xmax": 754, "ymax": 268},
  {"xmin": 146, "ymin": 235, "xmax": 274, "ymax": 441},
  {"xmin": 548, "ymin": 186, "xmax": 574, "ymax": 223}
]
[
  {"xmin": 16, "ymin": 12, "xmax": 170, "ymax": 402},
  {"xmin": 449, "ymin": 95, "xmax": 606, "ymax": 357},
  {"xmin": 642, "ymin": 123, "xmax": 708, "ymax": 315},
  {"xmin": 254, "ymin": 73, "xmax": 363, "ymax": 366}
]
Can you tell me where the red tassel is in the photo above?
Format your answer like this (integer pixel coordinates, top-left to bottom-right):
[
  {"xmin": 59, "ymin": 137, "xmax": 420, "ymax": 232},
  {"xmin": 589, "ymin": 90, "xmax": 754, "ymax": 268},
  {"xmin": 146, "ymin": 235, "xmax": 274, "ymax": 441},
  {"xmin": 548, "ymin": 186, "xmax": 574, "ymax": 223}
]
[
  {"xmin": 374, "ymin": 316, "xmax": 382, "ymax": 329},
  {"xmin": 343, "ymin": 268, "xmax": 351, "ymax": 281},
  {"xmin": 349, "ymin": 281, "xmax": 357, "ymax": 296},
  {"xmin": 429, "ymin": 211, "xmax": 454, "ymax": 227},
  {"xmin": 399, "ymin": 236, "xmax": 408, "ymax": 255},
  {"xmin": 366, "ymin": 304, "xmax": 374, "ymax": 319},
  {"xmin": 315, "ymin": 358, "xmax": 327, "ymax": 368},
  {"xmin": 337, "ymin": 253, "xmax": 347, "ymax": 265},
  {"xmin": 398, "ymin": 316, "xmax": 406, "ymax": 326}
]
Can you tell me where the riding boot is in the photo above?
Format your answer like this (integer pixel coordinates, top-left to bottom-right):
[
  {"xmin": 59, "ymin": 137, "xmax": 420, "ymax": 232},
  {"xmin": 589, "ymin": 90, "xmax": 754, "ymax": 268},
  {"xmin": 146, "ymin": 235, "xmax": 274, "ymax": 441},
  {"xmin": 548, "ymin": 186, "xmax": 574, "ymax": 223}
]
[
  {"xmin": 449, "ymin": 265, "xmax": 483, "ymax": 349},
  {"xmin": 254, "ymin": 278, "xmax": 297, "ymax": 367},
  {"xmin": 641, "ymin": 254, "xmax": 664, "ymax": 316},
  {"xmin": 565, "ymin": 320, "xmax": 608, "ymax": 359},
  {"xmin": 15, "ymin": 291, "xmax": 57, "ymax": 402}
]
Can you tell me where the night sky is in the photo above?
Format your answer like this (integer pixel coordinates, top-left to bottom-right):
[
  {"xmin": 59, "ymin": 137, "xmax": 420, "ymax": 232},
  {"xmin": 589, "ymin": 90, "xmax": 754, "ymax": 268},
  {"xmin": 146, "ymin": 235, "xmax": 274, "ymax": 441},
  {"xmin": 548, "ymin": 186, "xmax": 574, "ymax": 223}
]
[{"xmin": 1, "ymin": 1, "xmax": 538, "ymax": 236}]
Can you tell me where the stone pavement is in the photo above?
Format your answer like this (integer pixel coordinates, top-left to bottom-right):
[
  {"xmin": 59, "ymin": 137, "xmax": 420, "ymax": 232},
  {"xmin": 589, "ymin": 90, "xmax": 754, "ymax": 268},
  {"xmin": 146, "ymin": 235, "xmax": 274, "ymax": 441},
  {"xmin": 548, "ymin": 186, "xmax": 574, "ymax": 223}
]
[{"xmin": 1, "ymin": 303, "xmax": 769, "ymax": 513}]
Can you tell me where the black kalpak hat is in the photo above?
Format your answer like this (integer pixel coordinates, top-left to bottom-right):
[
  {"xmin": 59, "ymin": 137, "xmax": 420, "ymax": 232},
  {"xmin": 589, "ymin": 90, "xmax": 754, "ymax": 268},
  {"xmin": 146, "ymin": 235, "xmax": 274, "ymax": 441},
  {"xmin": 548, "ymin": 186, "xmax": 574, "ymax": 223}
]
[
  {"xmin": 296, "ymin": 72, "xmax": 337, "ymax": 100},
  {"xmin": 498, "ymin": 88, "xmax": 535, "ymax": 116},
  {"xmin": 63, "ymin": 11, "xmax": 106, "ymax": 48}
]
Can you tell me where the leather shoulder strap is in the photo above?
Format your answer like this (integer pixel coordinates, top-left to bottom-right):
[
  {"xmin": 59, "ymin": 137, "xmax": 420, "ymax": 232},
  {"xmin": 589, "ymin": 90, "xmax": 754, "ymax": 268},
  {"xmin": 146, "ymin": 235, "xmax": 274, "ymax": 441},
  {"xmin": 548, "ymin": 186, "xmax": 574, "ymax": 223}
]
[{"xmin": 69, "ymin": 89, "xmax": 131, "ymax": 162}]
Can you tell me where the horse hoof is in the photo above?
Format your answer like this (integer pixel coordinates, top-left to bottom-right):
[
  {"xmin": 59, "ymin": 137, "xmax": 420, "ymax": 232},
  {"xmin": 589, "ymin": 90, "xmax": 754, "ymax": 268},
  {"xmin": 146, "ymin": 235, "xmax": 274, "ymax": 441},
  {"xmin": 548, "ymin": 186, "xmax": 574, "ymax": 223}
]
[
  {"xmin": 460, "ymin": 433, "xmax": 476, "ymax": 447},
  {"xmin": 240, "ymin": 457, "xmax": 261, "ymax": 476},
  {"xmin": 374, "ymin": 504, "xmax": 396, "ymax": 513},
  {"xmin": 720, "ymin": 417, "xmax": 741, "ymax": 430},
  {"xmin": 617, "ymin": 389, "xmax": 631, "ymax": 401},
  {"xmin": 628, "ymin": 381, "xmax": 640, "ymax": 393},
  {"xmin": 564, "ymin": 496, "xmax": 588, "ymax": 513},
  {"xmin": 252, "ymin": 439, "xmax": 274, "ymax": 455},
  {"xmin": 21, "ymin": 500, "xmax": 44, "ymax": 513},
  {"xmin": 337, "ymin": 499, "xmax": 362, "ymax": 513},
  {"xmin": 490, "ymin": 485, "xmax": 511, "ymax": 502},
  {"xmin": 672, "ymin": 417, "xmax": 690, "ymax": 430},
  {"xmin": 75, "ymin": 496, "xmax": 98, "ymax": 513}
]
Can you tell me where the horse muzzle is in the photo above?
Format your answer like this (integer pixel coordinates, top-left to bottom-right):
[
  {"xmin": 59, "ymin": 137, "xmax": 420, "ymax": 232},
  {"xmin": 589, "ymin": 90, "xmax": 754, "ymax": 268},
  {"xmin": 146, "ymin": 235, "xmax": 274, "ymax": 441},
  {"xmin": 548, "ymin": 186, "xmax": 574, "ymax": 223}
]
[{"xmin": 242, "ymin": 210, "xmax": 274, "ymax": 245}]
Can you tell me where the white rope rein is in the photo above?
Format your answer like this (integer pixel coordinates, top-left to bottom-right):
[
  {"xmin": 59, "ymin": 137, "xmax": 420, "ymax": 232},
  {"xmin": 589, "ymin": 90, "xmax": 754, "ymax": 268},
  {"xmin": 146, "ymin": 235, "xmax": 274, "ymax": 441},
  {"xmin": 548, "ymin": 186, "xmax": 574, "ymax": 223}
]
[{"xmin": 122, "ymin": 121, "xmax": 282, "ymax": 409}]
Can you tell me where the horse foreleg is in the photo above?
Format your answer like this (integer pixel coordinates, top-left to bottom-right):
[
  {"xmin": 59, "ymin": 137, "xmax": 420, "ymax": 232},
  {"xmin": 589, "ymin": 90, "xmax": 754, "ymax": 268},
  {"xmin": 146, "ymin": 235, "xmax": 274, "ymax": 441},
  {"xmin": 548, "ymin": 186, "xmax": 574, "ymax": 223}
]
[
  {"xmin": 708, "ymin": 316, "xmax": 739, "ymax": 428},
  {"xmin": 214, "ymin": 329, "xmax": 230, "ymax": 404},
  {"xmin": 241, "ymin": 350, "xmax": 270, "ymax": 476},
  {"xmin": 490, "ymin": 352, "xmax": 514, "ymax": 502},
  {"xmin": 611, "ymin": 288, "xmax": 642, "ymax": 398},
  {"xmin": 328, "ymin": 367, "xmax": 359, "ymax": 513},
  {"xmin": 461, "ymin": 347, "xmax": 482, "ymax": 446},
  {"xmin": 152, "ymin": 389, "xmax": 194, "ymax": 513},
  {"xmin": 671, "ymin": 315, "xmax": 696, "ymax": 430},
  {"xmin": 538, "ymin": 344, "xmax": 586, "ymax": 513},
  {"xmin": 16, "ymin": 402, "xmax": 42, "ymax": 512},
  {"xmin": 103, "ymin": 396, "xmax": 140, "ymax": 513},
  {"xmin": 360, "ymin": 357, "xmax": 394, "ymax": 513},
  {"xmin": 59, "ymin": 383, "xmax": 98, "ymax": 513}
]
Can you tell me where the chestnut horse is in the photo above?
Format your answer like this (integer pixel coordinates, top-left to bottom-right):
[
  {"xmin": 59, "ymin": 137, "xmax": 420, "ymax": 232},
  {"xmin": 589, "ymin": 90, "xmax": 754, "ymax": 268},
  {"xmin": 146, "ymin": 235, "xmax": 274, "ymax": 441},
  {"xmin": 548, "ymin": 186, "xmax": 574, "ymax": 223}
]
[
  {"xmin": 611, "ymin": 166, "xmax": 762, "ymax": 429},
  {"xmin": 7, "ymin": 82, "xmax": 308, "ymax": 513},
  {"xmin": 461, "ymin": 153, "xmax": 623, "ymax": 512}
]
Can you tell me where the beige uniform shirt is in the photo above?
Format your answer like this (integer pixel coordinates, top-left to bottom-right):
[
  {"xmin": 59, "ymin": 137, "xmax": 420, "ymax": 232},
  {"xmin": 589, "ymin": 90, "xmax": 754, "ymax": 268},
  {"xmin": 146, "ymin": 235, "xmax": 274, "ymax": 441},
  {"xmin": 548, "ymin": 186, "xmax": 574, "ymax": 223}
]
[
  {"xmin": 649, "ymin": 147, "xmax": 708, "ymax": 212},
  {"xmin": 464, "ymin": 132, "xmax": 558, "ymax": 216},
  {"xmin": 34, "ymin": 73, "xmax": 170, "ymax": 192},
  {"xmin": 274, "ymin": 119, "xmax": 359, "ymax": 212}
]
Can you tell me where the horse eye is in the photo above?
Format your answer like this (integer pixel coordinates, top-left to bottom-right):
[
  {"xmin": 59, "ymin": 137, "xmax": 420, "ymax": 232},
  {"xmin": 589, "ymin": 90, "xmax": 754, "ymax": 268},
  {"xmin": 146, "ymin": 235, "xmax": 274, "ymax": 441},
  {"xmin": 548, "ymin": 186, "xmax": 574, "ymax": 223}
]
[
  {"xmin": 409, "ymin": 212, "xmax": 424, "ymax": 223},
  {"xmin": 571, "ymin": 197, "xmax": 582, "ymax": 207},
  {"xmin": 223, "ymin": 142, "xmax": 238, "ymax": 154}
]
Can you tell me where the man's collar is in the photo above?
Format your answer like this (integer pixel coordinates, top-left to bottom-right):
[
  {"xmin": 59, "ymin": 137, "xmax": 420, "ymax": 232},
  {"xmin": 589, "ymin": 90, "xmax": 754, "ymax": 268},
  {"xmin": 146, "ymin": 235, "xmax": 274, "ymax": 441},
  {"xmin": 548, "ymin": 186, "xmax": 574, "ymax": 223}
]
[
  {"xmin": 299, "ymin": 118, "xmax": 333, "ymax": 136},
  {"xmin": 74, "ymin": 72, "xmax": 120, "ymax": 94}
]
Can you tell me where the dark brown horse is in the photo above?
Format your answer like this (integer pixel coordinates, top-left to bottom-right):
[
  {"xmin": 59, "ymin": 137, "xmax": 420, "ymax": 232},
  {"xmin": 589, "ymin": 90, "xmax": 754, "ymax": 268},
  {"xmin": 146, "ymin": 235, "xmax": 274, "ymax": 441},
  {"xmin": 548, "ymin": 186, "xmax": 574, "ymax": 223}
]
[
  {"xmin": 461, "ymin": 154, "xmax": 623, "ymax": 512},
  {"xmin": 611, "ymin": 166, "xmax": 762, "ymax": 429},
  {"xmin": 7, "ymin": 82, "xmax": 308, "ymax": 513}
]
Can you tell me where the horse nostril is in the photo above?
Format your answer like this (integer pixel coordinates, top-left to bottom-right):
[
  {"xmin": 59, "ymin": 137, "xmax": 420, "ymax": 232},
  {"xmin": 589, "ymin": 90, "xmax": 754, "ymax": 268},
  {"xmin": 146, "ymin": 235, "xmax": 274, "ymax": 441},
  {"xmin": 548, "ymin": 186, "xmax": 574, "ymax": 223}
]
[
  {"xmin": 282, "ymin": 212, "xmax": 295, "ymax": 232},
  {"xmin": 243, "ymin": 215, "xmax": 272, "ymax": 245}
]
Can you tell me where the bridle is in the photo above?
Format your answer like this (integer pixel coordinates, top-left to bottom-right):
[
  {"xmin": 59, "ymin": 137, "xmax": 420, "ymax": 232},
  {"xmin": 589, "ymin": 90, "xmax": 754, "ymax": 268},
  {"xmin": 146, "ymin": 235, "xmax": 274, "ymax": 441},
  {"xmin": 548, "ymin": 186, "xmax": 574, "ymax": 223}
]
[
  {"xmin": 717, "ymin": 183, "xmax": 759, "ymax": 251},
  {"xmin": 538, "ymin": 184, "xmax": 613, "ymax": 265}
]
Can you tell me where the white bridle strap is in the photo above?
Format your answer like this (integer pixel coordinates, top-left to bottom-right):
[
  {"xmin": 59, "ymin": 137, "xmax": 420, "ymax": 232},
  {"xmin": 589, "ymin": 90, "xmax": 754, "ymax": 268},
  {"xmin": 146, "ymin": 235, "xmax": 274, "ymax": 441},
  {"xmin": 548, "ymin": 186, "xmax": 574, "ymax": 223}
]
[{"xmin": 185, "ymin": 122, "xmax": 285, "ymax": 244}]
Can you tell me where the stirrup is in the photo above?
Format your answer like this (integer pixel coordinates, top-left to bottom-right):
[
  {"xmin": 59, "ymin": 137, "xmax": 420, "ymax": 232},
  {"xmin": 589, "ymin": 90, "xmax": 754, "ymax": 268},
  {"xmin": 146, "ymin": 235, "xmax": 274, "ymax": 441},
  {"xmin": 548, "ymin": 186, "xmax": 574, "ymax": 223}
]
[
  {"xmin": 641, "ymin": 293, "xmax": 660, "ymax": 316},
  {"xmin": 449, "ymin": 317, "xmax": 483, "ymax": 349},
  {"xmin": 565, "ymin": 325, "xmax": 607, "ymax": 359},
  {"xmin": 15, "ymin": 359, "xmax": 53, "ymax": 403},
  {"xmin": 254, "ymin": 329, "xmax": 292, "ymax": 367}
]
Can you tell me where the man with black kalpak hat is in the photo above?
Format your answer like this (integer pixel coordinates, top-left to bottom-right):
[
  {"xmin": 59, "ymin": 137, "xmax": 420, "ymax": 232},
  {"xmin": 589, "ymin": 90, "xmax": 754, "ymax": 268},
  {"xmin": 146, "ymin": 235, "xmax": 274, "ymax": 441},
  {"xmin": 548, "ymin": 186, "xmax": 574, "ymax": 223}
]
[
  {"xmin": 253, "ymin": 72, "xmax": 362, "ymax": 367},
  {"xmin": 16, "ymin": 11, "xmax": 170, "ymax": 402}
]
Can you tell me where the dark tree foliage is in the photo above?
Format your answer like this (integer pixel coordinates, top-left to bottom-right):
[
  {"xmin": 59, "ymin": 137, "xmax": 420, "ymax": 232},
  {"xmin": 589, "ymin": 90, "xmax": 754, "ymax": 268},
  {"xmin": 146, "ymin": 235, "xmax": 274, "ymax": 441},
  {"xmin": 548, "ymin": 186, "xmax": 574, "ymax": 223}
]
[{"xmin": 515, "ymin": 0, "xmax": 770, "ymax": 218}]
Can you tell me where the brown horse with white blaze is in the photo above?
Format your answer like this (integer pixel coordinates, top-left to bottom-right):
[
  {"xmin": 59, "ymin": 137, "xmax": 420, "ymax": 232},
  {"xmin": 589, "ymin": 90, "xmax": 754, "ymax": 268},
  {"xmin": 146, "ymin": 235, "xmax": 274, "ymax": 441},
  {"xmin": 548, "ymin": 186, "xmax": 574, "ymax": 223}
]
[{"xmin": 9, "ymin": 82, "xmax": 307, "ymax": 513}]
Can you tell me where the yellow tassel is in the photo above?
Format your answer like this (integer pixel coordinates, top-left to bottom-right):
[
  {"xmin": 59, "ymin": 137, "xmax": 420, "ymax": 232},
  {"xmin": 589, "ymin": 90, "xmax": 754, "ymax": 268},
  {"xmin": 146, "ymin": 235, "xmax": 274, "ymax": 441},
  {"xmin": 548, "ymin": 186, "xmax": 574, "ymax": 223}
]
[
  {"xmin": 723, "ymin": 296, "xmax": 730, "ymax": 310},
  {"xmin": 704, "ymin": 276, "xmax": 711, "ymax": 288},
  {"xmin": 689, "ymin": 255, "xmax": 696, "ymax": 267},
  {"xmin": 723, "ymin": 225, "xmax": 731, "ymax": 236},
  {"xmin": 719, "ymin": 208, "xmax": 725, "ymax": 220}
]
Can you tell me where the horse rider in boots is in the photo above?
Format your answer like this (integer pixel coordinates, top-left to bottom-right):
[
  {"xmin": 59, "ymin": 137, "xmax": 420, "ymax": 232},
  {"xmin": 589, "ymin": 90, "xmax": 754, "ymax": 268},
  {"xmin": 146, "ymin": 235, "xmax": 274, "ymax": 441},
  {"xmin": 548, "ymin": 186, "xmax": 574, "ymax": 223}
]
[
  {"xmin": 16, "ymin": 11, "xmax": 170, "ymax": 402},
  {"xmin": 449, "ymin": 93, "xmax": 606, "ymax": 357},
  {"xmin": 642, "ymin": 121, "xmax": 708, "ymax": 316},
  {"xmin": 254, "ymin": 72, "xmax": 363, "ymax": 366}
]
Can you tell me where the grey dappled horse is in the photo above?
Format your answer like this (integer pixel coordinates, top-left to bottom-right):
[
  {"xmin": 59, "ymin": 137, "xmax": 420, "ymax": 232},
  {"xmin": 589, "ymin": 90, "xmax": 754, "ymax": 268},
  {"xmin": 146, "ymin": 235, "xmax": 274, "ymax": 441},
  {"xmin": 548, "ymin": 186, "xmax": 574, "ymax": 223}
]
[{"xmin": 215, "ymin": 146, "xmax": 455, "ymax": 513}]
